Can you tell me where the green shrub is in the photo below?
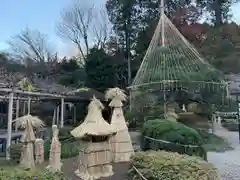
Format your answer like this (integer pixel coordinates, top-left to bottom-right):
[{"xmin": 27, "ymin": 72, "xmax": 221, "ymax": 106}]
[
  {"xmin": 9, "ymin": 143, "xmax": 22, "ymax": 164},
  {"xmin": 59, "ymin": 126, "xmax": 74, "ymax": 141},
  {"xmin": 61, "ymin": 140, "xmax": 80, "ymax": 158},
  {"xmin": 128, "ymin": 151, "xmax": 220, "ymax": 180},
  {"xmin": 44, "ymin": 139, "xmax": 51, "ymax": 160},
  {"xmin": 141, "ymin": 119, "xmax": 207, "ymax": 159},
  {"xmin": 125, "ymin": 108, "xmax": 144, "ymax": 129},
  {"xmin": 0, "ymin": 167, "xmax": 67, "ymax": 180},
  {"xmin": 44, "ymin": 139, "xmax": 79, "ymax": 159}
]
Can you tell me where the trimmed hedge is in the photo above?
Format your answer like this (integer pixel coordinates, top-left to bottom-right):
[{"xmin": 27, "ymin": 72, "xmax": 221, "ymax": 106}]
[
  {"xmin": 0, "ymin": 167, "xmax": 67, "ymax": 179},
  {"xmin": 9, "ymin": 144, "xmax": 22, "ymax": 164},
  {"xmin": 128, "ymin": 151, "xmax": 220, "ymax": 180},
  {"xmin": 141, "ymin": 119, "xmax": 207, "ymax": 159}
]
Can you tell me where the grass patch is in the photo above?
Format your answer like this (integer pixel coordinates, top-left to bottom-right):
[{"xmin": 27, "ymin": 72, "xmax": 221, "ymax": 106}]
[
  {"xmin": 197, "ymin": 129, "xmax": 233, "ymax": 152},
  {"xmin": 0, "ymin": 166, "xmax": 67, "ymax": 179}
]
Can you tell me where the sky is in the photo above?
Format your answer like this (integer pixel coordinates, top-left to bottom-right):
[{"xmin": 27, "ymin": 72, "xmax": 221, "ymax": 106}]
[
  {"xmin": 0, "ymin": 0, "xmax": 106, "ymax": 57},
  {"xmin": 0, "ymin": 0, "xmax": 240, "ymax": 57}
]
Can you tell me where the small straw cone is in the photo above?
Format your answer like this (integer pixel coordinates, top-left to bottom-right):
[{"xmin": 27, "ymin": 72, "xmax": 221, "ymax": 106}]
[
  {"xmin": 46, "ymin": 125, "xmax": 62, "ymax": 172},
  {"xmin": 14, "ymin": 114, "xmax": 44, "ymax": 169},
  {"xmin": 105, "ymin": 87, "xmax": 127, "ymax": 107}
]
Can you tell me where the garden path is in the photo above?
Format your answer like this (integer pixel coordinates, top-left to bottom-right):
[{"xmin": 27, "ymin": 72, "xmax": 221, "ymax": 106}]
[{"xmin": 208, "ymin": 124, "xmax": 240, "ymax": 180}]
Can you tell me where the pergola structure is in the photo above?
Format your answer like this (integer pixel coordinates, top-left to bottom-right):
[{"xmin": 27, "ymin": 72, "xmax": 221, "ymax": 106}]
[{"xmin": 0, "ymin": 68, "xmax": 105, "ymax": 159}]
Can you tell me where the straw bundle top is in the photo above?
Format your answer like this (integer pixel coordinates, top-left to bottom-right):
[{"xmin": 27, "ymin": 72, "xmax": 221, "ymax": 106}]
[
  {"xmin": 14, "ymin": 114, "xmax": 44, "ymax": 142},
  {"xmin": 105, "ymin": 87, "xmax": 127, "ymax": 107},
  {"xmin": 52, "ymin": 125, "xmax": 59, "ymax": 137},
  {"xmin": 71, "ymin": 96, "xmax": 116, "ymax": 139}
]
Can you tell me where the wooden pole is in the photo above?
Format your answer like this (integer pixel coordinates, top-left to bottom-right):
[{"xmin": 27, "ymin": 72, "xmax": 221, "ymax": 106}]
[
  {"xmin": 56, "ymin": 106, "xmax": 59, "ymax": 127},
  {"xmin": 60, "ymin": 98, "xmax": 64, "ymax": 128},
  {"xmin": 238, "ymin": 102, "xmax": 240, "ymax": 144},
  {"xmin": 23, "ymin": 102, "xmax": 26, "ymax": 115},
  {"xmin": 15, "ymin": 98, "xmax": 20, "ymax": 132},
  {"xmin": 52, "ymin": 108, "xmax": 56, "ymax": 125},
  {"xmin": 73, "ymin": 105, "xmax": 76, "ymax": 125},
  {"xmin": 27, "ymin": 97, "xmax": 31, "ymax": 114},
  {"xmin": 6, "ymin": 92, "xmax": 14, "ymax": 160}
]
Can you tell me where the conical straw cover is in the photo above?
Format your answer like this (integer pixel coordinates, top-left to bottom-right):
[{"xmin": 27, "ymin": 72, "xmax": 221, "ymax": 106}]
[{"xmin": 71, "ymin": 96, "xmax": 116, "ymax": 138}]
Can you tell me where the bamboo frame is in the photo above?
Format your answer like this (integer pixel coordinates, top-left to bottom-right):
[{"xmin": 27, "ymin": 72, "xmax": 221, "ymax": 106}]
[{"xmin": 6, "ymin": 92, "xmax": 13, "ymax": 160}]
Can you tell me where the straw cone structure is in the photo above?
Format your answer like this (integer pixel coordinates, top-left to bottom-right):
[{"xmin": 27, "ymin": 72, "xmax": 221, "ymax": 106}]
[
  {"xmin": 105, "ymin": 87, "xmax": 134, "ymax": 162},
  {"xmin": 35, "ymin": 138, "xmax": 44, "ymax": 164},
  {"xmin": 46, "ymin": 125, "xmax": 62, "ymax": 172},
  {"xmin": 14, "ymin": 114, "xmax": 44, "ymax": 169},
  {"xmin": 71, "ymin": 96, "xmax": 116, "ymax": 180}
]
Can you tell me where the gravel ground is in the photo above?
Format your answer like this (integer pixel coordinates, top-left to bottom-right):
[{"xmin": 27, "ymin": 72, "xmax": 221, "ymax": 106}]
[{"xmin": 207, "ymin": 124, "xmax": 240, "ymax": 180}]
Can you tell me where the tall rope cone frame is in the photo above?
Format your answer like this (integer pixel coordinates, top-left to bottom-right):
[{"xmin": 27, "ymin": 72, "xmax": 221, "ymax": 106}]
[
  {"xmin": 105, "ymin": 87, "xmax": 134, "ymax": 163},
  {"xmin": 128, "ymin": 0, "xmax": 228, "ymax": 115}
]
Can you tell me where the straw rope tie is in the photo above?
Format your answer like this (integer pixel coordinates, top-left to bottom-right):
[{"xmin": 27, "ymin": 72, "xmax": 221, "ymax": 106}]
[
  {"xmin": 133, "ymin": 166, "xmax": 148, "ymax": 180},
  {"xmin": 143, "ymin": 136, "xmax": 200, "ymax": 148},
  {"xmin": 132, "ymin": 136, "xmax": 200, "ymax": 180}
]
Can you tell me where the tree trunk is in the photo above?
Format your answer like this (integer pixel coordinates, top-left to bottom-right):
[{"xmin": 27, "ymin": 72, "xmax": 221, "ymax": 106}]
[{"xmin": 214, "ymin": 0, "xmax": 223, "ymax": 26}]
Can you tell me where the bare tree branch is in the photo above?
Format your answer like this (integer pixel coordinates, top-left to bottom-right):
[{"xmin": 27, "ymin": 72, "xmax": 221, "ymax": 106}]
[
  {"xmin": 92, "ymin": 7, "xmax": 110, "ymax": 49},
  {"xmin": 7, "ymin": 28, "xmax": 55, "ymax": 65},
  {"xmin": 7, "ymin": 28, "xmax": 58, "ymax": 77},
  {"xmin": 57, "ymin": 0, "xmax": 111, "ymax": 63}
]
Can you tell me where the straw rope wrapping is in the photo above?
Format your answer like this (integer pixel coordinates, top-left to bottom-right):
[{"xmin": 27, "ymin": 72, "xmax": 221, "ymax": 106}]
[{"xmin": 143, "ymin": 135, "xmax": 207, "ymax": 159}]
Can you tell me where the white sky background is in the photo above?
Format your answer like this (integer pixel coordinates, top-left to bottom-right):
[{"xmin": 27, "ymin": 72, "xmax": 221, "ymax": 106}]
[{"xmin": 231, "ymin": 2, "xmax": 240, "ymax": 23}]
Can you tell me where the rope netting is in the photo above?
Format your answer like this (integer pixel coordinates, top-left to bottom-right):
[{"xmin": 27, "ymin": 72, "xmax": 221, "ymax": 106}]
[
  {"xmin": 128, "ymin": 11, "xmax": 228, "ymax": 113},
  {"xmin": 130, "ymin": 13, "xmax": 226, "ymax": 90}
]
